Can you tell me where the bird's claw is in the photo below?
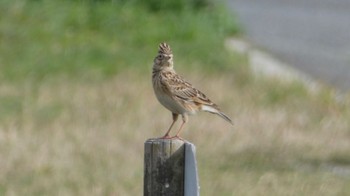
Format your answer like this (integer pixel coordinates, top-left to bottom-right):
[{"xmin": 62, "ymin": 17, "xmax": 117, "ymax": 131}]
[{"xmin": 157, "ymin": 134, "xmax": 184, "ymax": 141}]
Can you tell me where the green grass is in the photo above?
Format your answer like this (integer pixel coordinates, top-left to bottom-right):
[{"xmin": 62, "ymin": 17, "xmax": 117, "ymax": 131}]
[
  {"xmin": 1, "ymin": 0, "xmax": 350, "ymax": 195},
  {"xmin": 0, "ymin": 0, "xmax": 240, "ymax": 82}
]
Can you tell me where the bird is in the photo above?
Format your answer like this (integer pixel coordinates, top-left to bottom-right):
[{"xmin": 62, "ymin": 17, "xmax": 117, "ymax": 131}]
[{"xmin": 152, "ymin": 42, "xmax": 233, "ymax": 139}]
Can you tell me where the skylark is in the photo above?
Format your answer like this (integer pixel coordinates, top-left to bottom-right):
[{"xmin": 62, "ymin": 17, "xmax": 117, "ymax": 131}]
[{"xmin": 152, "ymin": 42, "xmax": 233, "ymax": 139}]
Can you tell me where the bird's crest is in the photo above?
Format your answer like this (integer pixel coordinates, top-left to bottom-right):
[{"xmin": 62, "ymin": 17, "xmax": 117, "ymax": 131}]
[{"xmin": 158, "ymin": 42, "xmax": 172, "ymax": 55}]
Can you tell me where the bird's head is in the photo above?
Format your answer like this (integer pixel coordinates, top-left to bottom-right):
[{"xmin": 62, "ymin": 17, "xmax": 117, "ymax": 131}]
[{"xmin": 153, "ymin": 42, "xmax": 174, "ymax": 71}]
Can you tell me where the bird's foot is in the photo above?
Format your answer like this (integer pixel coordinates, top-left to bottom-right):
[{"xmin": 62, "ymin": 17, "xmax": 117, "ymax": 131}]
[
  {"xmin": 169, "ymin": 135, "xmax": 184, "ymax": 141},
  {"xmin": 156, "ymin": 134, "xmax": 185, "ymax": 141},
  {"xmin": 158, "ymin": 134, "xmax": 171, "ymax": 139}
]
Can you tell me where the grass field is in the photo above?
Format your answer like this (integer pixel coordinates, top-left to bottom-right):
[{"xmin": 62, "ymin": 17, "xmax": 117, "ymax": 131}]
[{"xmin": 1, "ymin": 0, "xmax": 350, "ymax": 195}]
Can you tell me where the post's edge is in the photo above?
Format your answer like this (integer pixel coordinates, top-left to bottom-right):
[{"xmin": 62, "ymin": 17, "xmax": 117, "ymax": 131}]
[
  {"xmin": 184, "ymin": 141, "xmax": 199, "ymax": 196},
  {"xmin": 145, "ymin": 138, "xmax": 190, "ymax": 144},
  {"xmin": 184, "ymin": 141, "xmax": 195, "ymax": 149}
]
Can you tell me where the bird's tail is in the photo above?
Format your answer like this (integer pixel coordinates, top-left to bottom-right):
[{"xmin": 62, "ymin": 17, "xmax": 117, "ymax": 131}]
[{"xmin": 201, "ymin": 105, "xmax": 233, "ymax": 125}]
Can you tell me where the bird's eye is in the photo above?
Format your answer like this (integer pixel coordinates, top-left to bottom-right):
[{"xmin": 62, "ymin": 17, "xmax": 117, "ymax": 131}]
[{"xmin": 157, "ymin": 54, "xmax": 164, "ymax": 59}]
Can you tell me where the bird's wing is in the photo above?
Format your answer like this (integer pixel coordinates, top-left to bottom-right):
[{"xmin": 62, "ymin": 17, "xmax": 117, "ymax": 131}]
[
  {"xmin": 161, "ymin": 71, "xmax": 217, "ymax": 107},
  {"xmin": 161, "ymin": 71, "xmax": 233, "ymax": 124}
]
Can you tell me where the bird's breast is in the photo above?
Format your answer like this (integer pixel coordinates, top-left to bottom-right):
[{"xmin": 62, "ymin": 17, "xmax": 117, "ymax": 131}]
[
  {"xmin": 154, "ymin": 88, "xmax": 187, "ymax": 114},
  {"xmin": 152, "ymin": 72, "xmax": 196, "ymax": 115}
]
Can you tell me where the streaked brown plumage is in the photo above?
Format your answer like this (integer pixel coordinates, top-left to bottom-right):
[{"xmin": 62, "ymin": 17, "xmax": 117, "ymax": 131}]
[{"xmin": 152, "ymin": 42, "xmax": 233, "ymax": 139}]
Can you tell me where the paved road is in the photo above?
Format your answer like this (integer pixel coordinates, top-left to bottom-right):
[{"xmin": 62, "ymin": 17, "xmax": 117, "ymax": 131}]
[{"xmin": 228, "ymin": 0, "xmax": 350, "ymax": 91}]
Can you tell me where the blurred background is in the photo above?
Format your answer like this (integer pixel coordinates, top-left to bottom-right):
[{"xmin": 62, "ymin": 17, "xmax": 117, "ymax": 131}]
[
  {"xmin": 230, "ymin": 0, "xmax": 350, "ymax": 91},
  {"xmin": 0, "ymin": 0, "xmax": 349, "ymax": 195}
]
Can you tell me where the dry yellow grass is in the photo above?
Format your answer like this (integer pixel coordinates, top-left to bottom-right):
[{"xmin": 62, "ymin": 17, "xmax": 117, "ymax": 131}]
[{"xmin": 0, "ymin": 70, "xmax": 349, "ymax": 195}]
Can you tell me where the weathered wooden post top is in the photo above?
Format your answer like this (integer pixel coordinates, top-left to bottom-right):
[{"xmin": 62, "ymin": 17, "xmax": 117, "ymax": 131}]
[{"xmin": 144, "ymin": 138, "xmax": 199, "ymax": 196}]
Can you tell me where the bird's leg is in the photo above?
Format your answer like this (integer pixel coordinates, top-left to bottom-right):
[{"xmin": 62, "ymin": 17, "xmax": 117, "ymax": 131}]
[
  {"xmin": 160, "ymin": 113, "xmax": 178, "ymax": 139},
  {"xmin": 172, "ymin": 114, "xmax": 188, "ymax": 139}
]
